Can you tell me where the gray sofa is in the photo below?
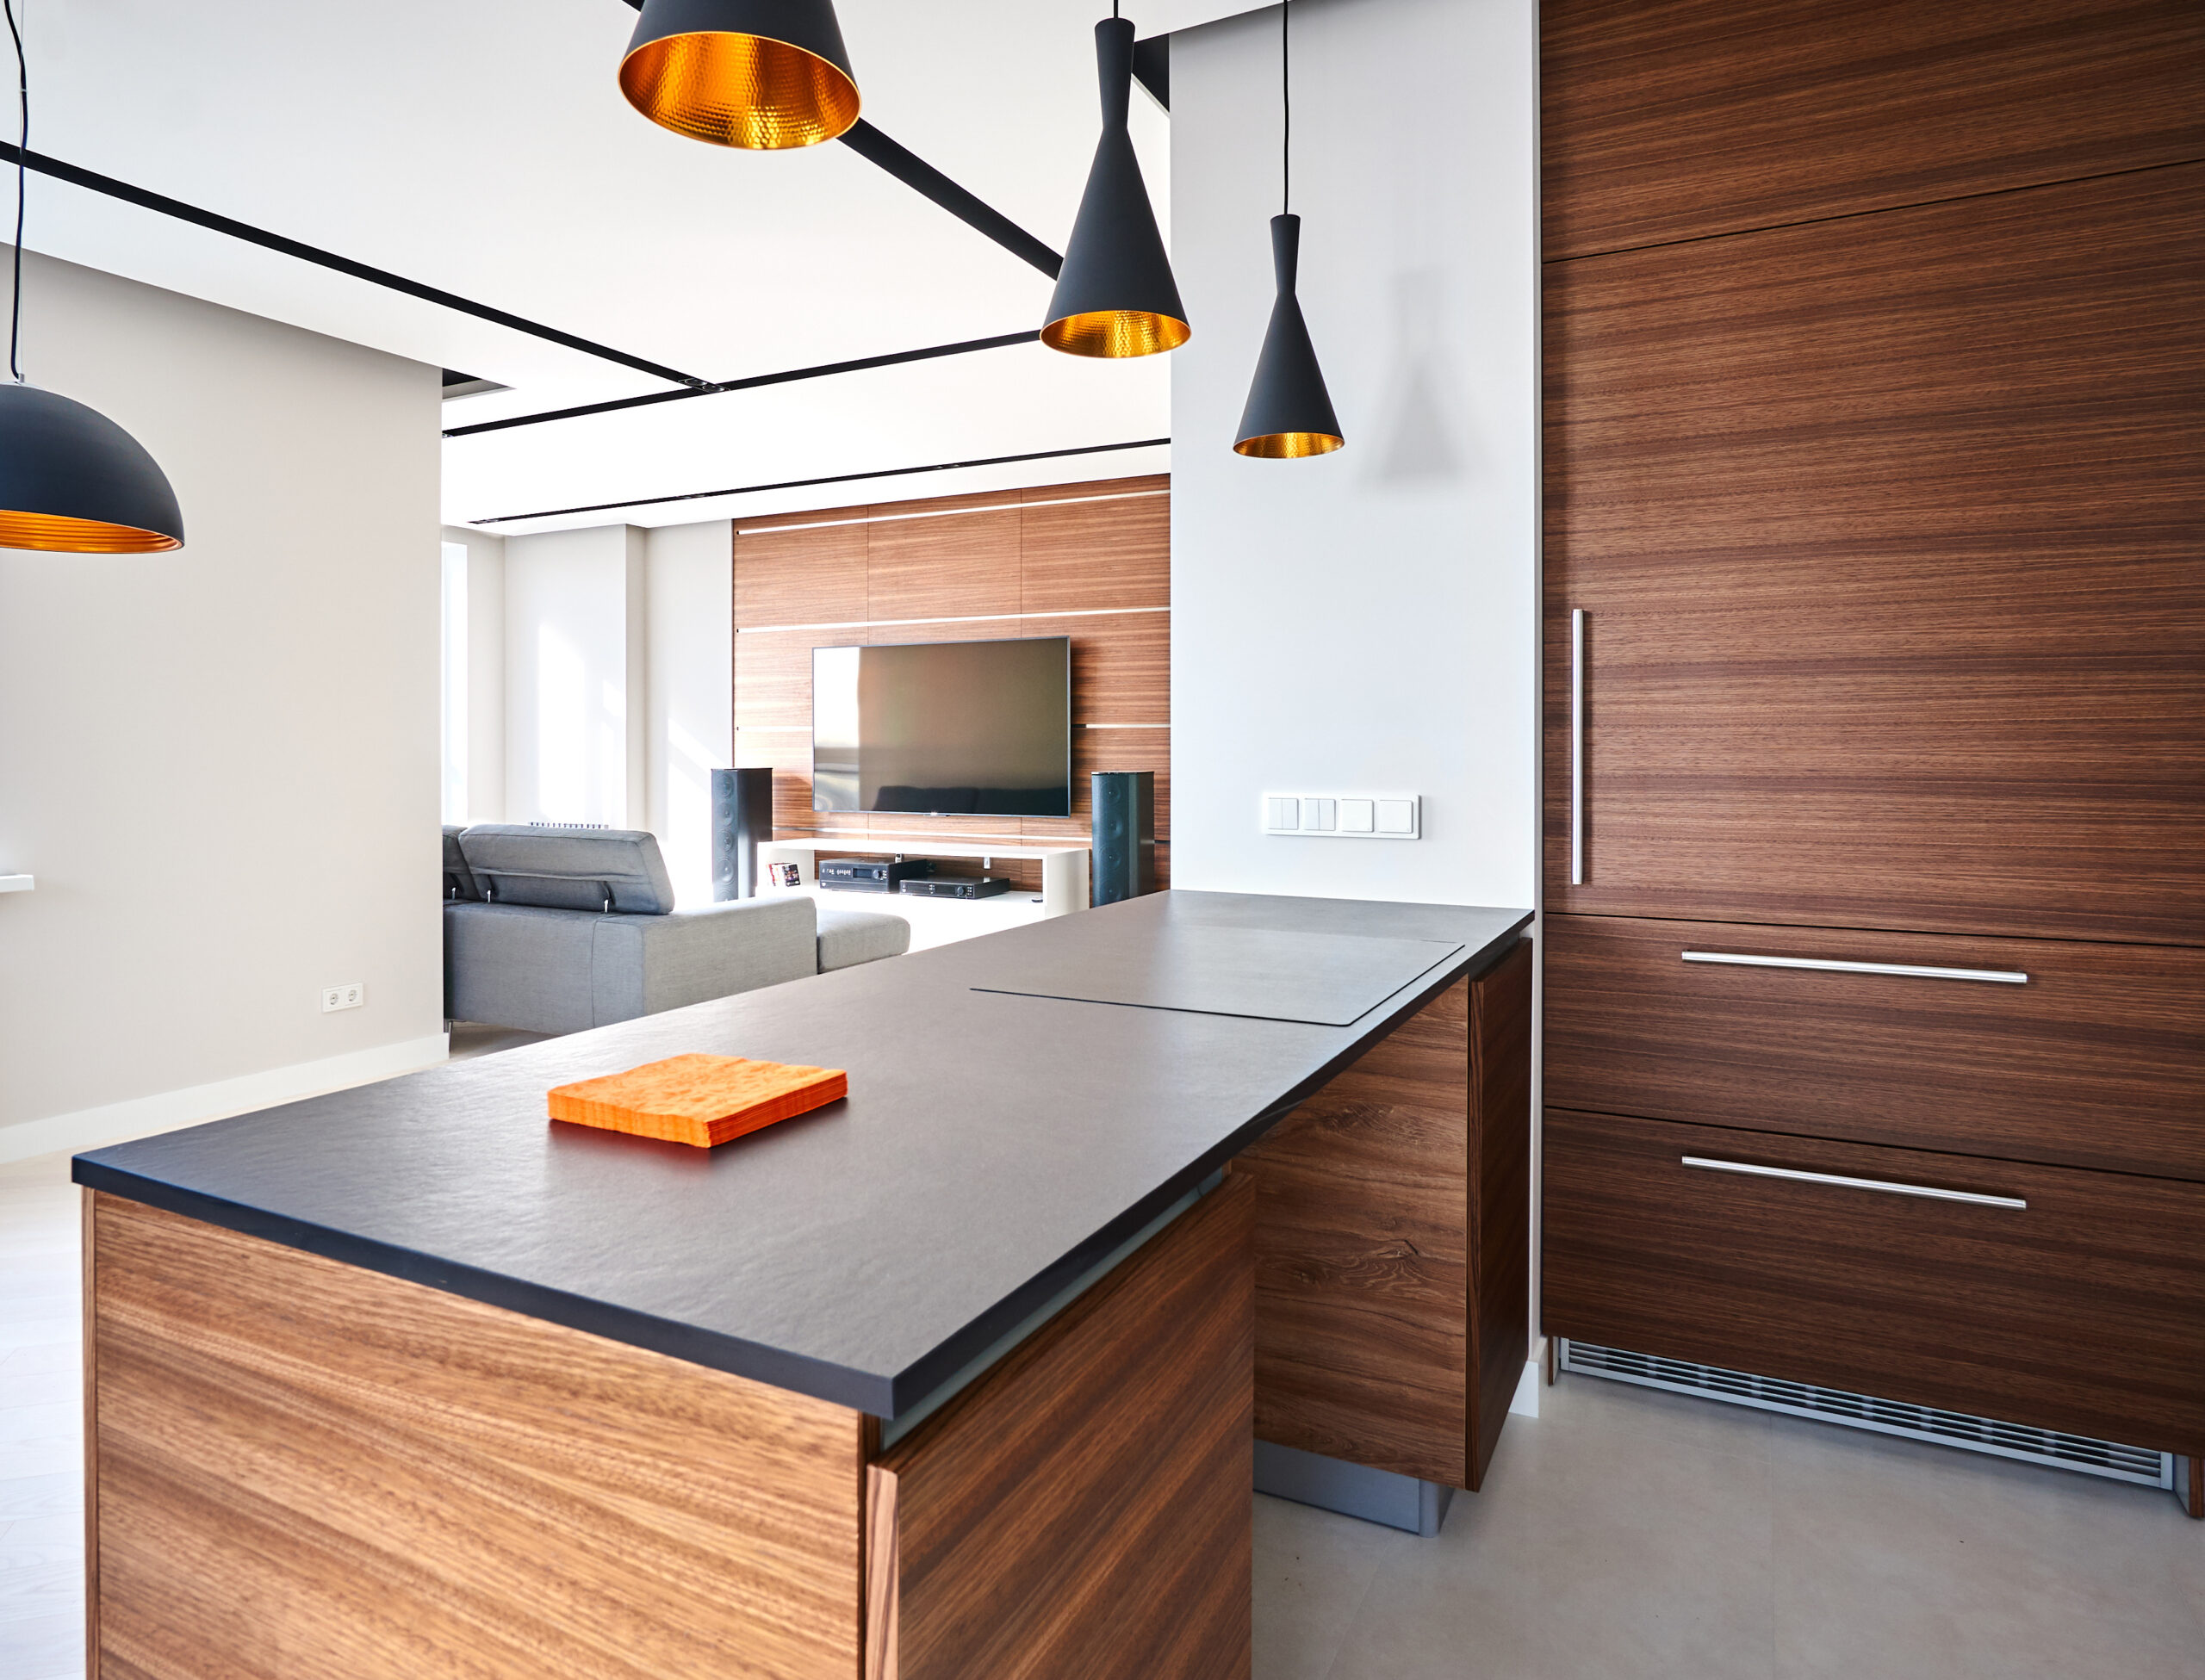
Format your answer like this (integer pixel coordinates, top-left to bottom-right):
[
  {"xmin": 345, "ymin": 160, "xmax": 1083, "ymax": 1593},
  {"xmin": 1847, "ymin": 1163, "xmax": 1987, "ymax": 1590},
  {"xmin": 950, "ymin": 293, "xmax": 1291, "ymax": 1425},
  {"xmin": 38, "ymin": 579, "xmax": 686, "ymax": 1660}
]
[{"xmin": 442, "ymin": 824, "xmax": 909, "ymax": 1033}]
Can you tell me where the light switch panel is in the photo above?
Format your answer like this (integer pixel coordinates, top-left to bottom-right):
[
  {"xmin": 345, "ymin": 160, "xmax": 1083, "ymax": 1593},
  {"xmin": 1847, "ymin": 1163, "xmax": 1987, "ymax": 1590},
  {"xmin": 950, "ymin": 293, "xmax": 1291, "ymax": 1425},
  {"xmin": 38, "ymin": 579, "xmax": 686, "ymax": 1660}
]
[{"xmin": 1264, "ymin": 793, "xmax": 1419, "ymax": 839}]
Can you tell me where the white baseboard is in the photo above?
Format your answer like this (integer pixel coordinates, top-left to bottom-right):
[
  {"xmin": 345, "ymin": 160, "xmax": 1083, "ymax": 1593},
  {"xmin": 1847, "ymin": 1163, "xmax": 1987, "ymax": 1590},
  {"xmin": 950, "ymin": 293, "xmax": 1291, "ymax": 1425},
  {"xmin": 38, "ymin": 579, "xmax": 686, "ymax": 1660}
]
[
  {"xmin": 1510, "ymin": 1338, "xmax": 1548, "ymax": 1418},
  {"xmin": 0, "ymin": 1032, "xmax": 451, "ymax": 1166}
]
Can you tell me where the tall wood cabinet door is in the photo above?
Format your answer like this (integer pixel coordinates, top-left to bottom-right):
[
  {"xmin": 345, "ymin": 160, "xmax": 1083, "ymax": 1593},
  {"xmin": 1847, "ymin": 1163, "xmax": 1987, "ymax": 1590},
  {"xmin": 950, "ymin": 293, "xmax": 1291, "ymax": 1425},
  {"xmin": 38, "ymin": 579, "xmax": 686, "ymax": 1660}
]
[{"xmin": 1541, "ymin": 166, "xmax": 2205, "ymax": 945}]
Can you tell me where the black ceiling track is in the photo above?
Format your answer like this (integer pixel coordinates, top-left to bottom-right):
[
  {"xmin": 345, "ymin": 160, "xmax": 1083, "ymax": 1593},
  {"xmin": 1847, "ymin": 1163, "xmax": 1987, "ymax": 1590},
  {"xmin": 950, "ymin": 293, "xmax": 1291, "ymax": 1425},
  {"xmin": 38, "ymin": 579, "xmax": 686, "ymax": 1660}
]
[
  {"xmin": 445, "ymin": 329, "xmax": 1042, "ymax": 438},
  {"xmin": 7, "ymin": 19, "xmax": 1171, "ymax": 429},
  {"xmin": 473, "ymin": 437, "xmax": 1171, "ymax": 524},
  {"xmin": 0, "ymin": 144, "xmax": 711, "ymax": 389},
  {"xmin": 836, "ymin": 120, "xmax": 1063, "ymax": 279},
  {"xmin": 609, "ymin": 0, "xmax": 1148, "ymax": 283}
]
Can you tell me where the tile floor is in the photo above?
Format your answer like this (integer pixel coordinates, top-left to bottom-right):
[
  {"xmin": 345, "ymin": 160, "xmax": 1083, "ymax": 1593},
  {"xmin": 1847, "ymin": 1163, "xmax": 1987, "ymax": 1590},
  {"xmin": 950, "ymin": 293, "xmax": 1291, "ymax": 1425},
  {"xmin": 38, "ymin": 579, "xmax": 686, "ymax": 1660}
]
[{"xmin": 6, "ymin": 1137, "xmax": 2199, "ymax": 1679}]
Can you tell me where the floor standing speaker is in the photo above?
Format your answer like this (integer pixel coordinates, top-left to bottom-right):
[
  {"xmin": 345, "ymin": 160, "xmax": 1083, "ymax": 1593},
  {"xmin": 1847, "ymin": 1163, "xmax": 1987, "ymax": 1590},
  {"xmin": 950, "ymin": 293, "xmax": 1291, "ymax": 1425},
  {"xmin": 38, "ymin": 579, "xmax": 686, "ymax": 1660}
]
[
  {"xmin": 1091, "ymin": 770, "xmax": 1157, "ymax": 905},
  {"xmin": 711, "ymin": 766, "xmax": 773, "ymax": 900}
]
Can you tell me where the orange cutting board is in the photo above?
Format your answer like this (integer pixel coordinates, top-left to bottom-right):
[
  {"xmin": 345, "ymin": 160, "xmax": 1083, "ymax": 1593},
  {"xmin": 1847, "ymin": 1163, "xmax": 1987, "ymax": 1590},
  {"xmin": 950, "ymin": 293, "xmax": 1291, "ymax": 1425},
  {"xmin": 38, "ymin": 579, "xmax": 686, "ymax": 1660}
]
[{"xmin": 547, "ymin": 1053, "xmax": 848, "ymax": 1149}]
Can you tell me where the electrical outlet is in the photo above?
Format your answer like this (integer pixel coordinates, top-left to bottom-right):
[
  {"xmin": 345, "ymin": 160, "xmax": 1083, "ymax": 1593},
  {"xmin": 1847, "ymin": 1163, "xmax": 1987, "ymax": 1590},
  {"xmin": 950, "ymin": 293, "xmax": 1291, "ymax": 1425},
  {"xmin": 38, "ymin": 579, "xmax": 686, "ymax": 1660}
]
[{"xmin": 321, "ymin": 983, "xmax": 365, "ymax": 1013}]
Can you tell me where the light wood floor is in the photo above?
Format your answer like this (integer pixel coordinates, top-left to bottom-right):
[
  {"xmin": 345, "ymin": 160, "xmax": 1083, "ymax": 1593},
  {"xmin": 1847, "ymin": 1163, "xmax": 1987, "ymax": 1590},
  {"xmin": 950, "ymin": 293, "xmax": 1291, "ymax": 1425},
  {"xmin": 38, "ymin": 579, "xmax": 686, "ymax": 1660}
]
[{"xmin": 5, "ymin": 1141, "xmax": 2199, "ymax": 1679}]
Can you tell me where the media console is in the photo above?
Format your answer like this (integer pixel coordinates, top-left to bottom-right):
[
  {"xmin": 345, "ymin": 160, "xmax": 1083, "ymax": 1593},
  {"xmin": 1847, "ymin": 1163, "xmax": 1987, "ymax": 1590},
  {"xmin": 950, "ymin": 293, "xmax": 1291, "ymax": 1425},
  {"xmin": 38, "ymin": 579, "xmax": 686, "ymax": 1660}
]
[{"xmin": 759, "ymin": 834, "xmax": 1092, "ymax": 915}]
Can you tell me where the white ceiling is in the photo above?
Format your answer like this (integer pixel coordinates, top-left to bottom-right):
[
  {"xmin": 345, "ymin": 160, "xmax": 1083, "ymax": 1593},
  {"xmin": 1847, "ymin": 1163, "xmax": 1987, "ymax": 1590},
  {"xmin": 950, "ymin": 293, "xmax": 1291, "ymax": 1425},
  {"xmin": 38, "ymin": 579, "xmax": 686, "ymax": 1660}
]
[{"xmin": 14, "ymin": 0, "xmax": 1268, "ymax": 531}]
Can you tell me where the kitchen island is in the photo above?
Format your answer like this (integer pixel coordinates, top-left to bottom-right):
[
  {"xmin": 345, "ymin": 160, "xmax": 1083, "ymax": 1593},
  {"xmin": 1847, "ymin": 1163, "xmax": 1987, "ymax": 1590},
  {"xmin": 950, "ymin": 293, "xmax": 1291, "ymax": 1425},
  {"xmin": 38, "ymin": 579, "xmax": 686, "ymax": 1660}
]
[{"xmin": 76, "ymin": 890, "xmax": 1531, "ymax": 1678}]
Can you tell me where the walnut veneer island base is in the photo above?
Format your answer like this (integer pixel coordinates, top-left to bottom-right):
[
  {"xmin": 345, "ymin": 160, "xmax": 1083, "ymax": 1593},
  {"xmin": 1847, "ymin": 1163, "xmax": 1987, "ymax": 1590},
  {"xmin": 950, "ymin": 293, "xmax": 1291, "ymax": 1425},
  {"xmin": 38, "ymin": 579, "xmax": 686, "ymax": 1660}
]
[
  {"xmin": 1244, "ymin": 938, "xmax": 1534, "ymax": 1498},
  {"xmin": 83, "ymin": 1178, "xmax": 1255, "ymax": 1680}
]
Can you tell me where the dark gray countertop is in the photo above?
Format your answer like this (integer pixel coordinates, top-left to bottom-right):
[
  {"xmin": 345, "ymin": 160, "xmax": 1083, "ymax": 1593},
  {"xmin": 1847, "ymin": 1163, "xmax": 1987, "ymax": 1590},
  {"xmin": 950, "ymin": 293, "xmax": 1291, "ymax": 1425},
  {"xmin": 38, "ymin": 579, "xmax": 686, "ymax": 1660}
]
[{"xmin": 76, "ymin": 890, "xmax": 1531, "ymax": 1417}]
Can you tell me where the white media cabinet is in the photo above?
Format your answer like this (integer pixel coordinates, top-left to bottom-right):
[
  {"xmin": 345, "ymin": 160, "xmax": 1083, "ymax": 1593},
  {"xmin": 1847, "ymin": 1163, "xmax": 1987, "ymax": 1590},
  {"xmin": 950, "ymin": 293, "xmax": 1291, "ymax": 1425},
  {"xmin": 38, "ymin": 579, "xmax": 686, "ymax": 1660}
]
[{"xmin": 757, "ymin": 835, "xmax": 1092, "ymax": 916}]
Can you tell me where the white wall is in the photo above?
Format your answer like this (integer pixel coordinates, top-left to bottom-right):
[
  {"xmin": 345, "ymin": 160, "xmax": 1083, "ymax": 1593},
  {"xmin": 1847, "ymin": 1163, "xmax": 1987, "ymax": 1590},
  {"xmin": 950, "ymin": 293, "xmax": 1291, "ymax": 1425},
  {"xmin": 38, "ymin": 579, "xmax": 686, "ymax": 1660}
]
[
  {"xmin": 501, "ymin": 524, "xmax": 646, "ymax": 829},
  {"xmin": 0, "ymin": 248, "xmax": 445, "ymax": 1154},
  {"xmin": 644, "ymin": 522, "xmax": 735, "ymax": 906},
  {"xmin": 494, "ymin": 518, "xmax": 730, "ymax": 904},
  {"xmin": 1169, "ymin": 0, "xmax": 1539, "ymax": 910},
  {"xmin": 443, "ymin": 523, "xmax": 506, "ymax": 824}
]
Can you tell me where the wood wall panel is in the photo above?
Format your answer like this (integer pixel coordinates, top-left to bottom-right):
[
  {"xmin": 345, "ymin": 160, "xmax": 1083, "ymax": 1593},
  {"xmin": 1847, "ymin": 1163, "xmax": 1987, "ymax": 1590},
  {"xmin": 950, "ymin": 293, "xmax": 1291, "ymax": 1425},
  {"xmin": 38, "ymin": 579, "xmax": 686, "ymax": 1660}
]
[
  {"xmin": 1064, "ymin": 611, "xmax": 1170, "ymax": 727},
  {"xmin": 88, "ymin": 1193, "xmax": 867, "ymax": 1680},
  {"xmin": 1543, "ymin": 166, "xmax": 2205, "ymax": 943},
  {"xmin": 1542, "ymin": 1108, "xmax": 2205, "ymax": 1454},
  {"xmin": 867, "ymin": 1175, "xmax": 1251, "ymax": 1680},
  {"xmin": 1544, "ymin": 0, "xmax": 2205, "ymax": 260},
  {"xmin": 735, "ymin": 518, "xmax": 868, "ymax": 629},
  {"xmin": 735, "ymin": 628, "xmax": 820, "ymax": 731},
  {"xmin": 865, "ymin": 502, "xmax": 1021, "ymax": 623},
  {"xmin": 1018, "ymin": 479, "xmax": 1169, "ymax": 613},
  {"xmin": 732, "ymin": 481, "xmax": 1171, "ymax": 862},
  {"xmin": 1022, "ymin": 474, "xmax": 1168, "ymax": 508},
  {"xmin": 735, "ymin": 727, "xmax": 819, "ymax": 830},
  {"xmin": 1022, "ymin": 729, "xmax": 1170, "ymax": 834}
]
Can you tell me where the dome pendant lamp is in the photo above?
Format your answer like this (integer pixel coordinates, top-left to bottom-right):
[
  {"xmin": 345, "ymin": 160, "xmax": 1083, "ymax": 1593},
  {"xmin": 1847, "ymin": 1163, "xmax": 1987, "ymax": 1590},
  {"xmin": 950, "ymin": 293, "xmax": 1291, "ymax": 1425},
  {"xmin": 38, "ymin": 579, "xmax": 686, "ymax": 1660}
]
[
  {"xmin": 1040, "ymin": 9, "xmax": 1189, "ymax": 358},
  {"xmin": 0, "ymin": 1, "xmax": 182, "ymax": 552},
  {"xmin": 1233, "ymin": 0, "xmax": 1342, "ymax": 458},
  {"xmin": 619, "ymin": 0, "xmax": 860, "ymax": 151}
]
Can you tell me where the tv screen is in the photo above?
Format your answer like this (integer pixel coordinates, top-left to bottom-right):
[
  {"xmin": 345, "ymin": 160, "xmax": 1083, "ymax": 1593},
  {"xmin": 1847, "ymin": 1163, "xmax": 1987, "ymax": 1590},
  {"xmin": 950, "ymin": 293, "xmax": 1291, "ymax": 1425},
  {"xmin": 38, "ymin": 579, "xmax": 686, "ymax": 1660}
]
[{"xmin": 812, "ymin": 635, "xmax": 1071, "ymax": 818}]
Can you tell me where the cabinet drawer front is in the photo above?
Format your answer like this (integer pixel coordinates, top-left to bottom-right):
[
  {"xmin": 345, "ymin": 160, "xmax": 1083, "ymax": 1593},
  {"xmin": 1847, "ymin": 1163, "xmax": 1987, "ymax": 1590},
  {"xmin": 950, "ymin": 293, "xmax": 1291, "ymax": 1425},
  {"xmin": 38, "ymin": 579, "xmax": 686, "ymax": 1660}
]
[
  {"xmin": 1545, "ymin": 914, "xmax": 2205, "ymax": 1180},
  {"xmin": 1541, "ymin": 1109, "xmax": 2205, "ymax": 1454}
]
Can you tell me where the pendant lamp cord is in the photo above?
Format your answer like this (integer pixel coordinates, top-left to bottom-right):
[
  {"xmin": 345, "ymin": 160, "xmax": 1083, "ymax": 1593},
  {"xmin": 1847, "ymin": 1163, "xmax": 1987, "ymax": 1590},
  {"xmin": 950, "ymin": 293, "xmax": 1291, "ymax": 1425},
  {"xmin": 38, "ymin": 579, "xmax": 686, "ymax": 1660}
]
[
  {"xmin": 1281, "ymin": 0, "xmax": 1291, "ymax": 217},
  {"xmin": 3, "ymin": 0, "xmax": 23, "ymax": 384}
]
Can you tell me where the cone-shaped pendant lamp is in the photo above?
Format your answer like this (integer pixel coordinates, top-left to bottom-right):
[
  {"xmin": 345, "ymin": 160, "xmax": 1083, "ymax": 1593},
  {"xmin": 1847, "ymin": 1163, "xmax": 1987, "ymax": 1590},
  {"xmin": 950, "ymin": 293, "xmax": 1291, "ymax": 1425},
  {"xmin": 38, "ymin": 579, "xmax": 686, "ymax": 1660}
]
[
  {"xmin": 1233, "ymin": 1, "xmax": 1342, "ymax": 458},
  {"xmin": 0, "ymin": 1, "xmax": 183, "ymax": 552},
  {"xmin": 619, "ymin": 0, "xmax": 860, "ymax": 150},
  {"xmin": 1040, "ymin": 16, "xmax": 1189, "ymax": 358},
  {"xmin": 1233, "ymin": 215, "xmax": 1341, "ymax": 457}
]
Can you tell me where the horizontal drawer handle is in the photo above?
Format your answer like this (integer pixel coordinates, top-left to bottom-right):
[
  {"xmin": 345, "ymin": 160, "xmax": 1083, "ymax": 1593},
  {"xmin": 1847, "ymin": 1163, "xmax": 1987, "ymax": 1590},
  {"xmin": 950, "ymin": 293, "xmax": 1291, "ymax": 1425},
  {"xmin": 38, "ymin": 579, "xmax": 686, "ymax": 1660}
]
[
  {"xmin": 1681, "ymin": 950, "xmax": 2028, "ymax": 985},
  {"xmin": 1681, "ymin": 1156, "xmax": 2026, "ymax": 1209}
]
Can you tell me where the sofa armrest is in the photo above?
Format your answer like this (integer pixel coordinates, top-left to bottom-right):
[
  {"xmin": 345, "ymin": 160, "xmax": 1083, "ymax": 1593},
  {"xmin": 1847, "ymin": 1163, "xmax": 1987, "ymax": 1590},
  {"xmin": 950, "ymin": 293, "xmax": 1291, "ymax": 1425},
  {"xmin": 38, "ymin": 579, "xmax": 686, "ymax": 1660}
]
[
  {"xmin": 444, "ymin": 902, "xmax": 604, "ymax": 1034},
  {"xmin": 591, "ymin": 894, "xmax": 820, "ymax": 1024}
]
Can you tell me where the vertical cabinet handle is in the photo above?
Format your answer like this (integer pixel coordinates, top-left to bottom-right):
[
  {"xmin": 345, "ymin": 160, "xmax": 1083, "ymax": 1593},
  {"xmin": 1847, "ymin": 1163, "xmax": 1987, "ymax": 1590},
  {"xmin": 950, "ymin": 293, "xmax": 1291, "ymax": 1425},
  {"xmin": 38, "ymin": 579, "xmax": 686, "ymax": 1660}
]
[{"xmin": 1569, "ymin": 608, "xmax": 1586, "ymax": 886}]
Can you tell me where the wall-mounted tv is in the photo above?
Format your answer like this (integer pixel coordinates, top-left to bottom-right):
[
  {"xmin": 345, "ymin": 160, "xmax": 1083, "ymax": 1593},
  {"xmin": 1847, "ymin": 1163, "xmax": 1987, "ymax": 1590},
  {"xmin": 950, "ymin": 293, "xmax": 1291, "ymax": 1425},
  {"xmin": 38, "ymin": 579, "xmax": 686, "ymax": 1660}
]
[{"xmin": 812, "ymin": 635, "xmax": 1071, "ymax": 817}]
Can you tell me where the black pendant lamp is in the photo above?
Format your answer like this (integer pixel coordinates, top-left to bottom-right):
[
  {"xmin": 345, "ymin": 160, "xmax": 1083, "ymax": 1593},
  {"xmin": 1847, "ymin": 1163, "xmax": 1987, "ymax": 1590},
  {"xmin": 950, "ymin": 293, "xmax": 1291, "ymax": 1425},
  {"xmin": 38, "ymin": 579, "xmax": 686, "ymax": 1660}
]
[
  {"xmin": 619, "ymin": 0, "xmax": 860, "ymax": 151},
  {"xmin": 0, "ymin": 2, "xmax": 182, "ymax": 552},
  {"xmin": 1233, "ymin": 0, "xmax": 1342, "ymax": 458},
  {"xmin": 1040, "ymin": 11, "xmax": 1189, "ymax": 358}
]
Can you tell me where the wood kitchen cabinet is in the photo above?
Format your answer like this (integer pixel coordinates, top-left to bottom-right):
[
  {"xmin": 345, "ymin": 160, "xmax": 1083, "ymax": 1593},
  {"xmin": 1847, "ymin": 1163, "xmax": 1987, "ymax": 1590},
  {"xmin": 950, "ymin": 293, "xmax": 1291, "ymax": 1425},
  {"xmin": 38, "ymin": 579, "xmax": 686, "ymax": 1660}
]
[{"xmin": 1542, "ymin": 166, "xmax": 2204, "ymax": 945}]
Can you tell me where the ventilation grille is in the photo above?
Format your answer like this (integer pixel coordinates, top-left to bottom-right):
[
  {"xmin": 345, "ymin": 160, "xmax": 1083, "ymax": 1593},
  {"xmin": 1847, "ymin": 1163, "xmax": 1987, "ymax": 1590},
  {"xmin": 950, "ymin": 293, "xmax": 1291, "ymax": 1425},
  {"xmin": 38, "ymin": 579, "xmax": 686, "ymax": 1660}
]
[{"xmin": 1560, "ymin": 1341, "xmax": 2175, "ymax": 1490}]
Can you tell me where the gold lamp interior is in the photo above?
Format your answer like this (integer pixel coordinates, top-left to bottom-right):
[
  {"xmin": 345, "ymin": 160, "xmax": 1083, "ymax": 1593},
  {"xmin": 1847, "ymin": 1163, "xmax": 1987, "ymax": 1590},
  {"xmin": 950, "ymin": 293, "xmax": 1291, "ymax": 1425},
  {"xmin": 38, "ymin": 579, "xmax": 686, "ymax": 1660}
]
[
  {"xmin": 0, "ymin": 510, "xmax": 181, "ymax": 553},
  {"xmin": 1039, "ymin": 309, "xmax": 1194, "ymax": 360},
  {"xmin": 1233, "ymin": 431, "xmax": 1346, "ymax": 459},
  {"xmin": 619, "ymin": 32, "xmax": 860, "ymax": 149}
]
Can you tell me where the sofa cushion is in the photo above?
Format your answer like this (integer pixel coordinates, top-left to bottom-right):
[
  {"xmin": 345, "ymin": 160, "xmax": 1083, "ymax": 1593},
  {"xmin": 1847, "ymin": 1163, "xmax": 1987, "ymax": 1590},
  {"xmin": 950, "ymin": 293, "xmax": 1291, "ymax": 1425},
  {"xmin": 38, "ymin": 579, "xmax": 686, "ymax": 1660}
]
[
  {"xmin": 441, "ymin": 826, "xmax": 483, "ymax": 901},
  {"xmin": 457, "ymin": 824, "xmax": 678, "ymax": 914},
  {"xmin": 598, "ymin": 896, "xmax": 821, "ymax": 1021},
  {"xmin": 816, "ymin": 905, "xmax": 911, "ymax": 972}
]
